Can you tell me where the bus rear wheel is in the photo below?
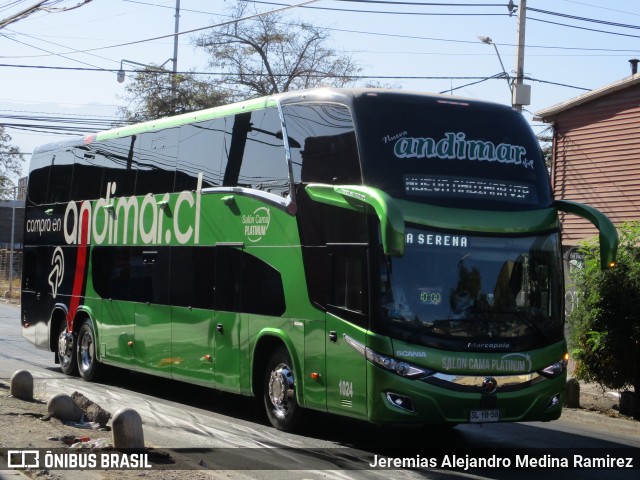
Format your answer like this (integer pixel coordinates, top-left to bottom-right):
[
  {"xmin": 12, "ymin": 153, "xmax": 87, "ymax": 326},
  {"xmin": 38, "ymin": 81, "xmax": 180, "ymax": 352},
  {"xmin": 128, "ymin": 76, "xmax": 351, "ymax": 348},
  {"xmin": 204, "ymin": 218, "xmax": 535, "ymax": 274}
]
[
  {"xmin": 263, "ymin": 348, "xmax": 302, "ymax": 432},
  {"xmin": 77, "ymin": 318, "xmax": 100, "ymax": 381},
  {"xmin": 58, "ymin": 321, "xmax": 77, "ymax": 376}
]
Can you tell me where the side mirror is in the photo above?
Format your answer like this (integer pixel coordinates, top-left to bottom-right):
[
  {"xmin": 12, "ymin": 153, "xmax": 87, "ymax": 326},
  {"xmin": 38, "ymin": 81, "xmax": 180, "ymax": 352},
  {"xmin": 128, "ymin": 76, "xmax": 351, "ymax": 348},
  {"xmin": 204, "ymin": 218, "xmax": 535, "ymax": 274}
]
[
  {"xmin": 555, "ymin": 200, "xmax": 618, "ymax": 269},
  {"xmin": 305, "ymin": 184, "xmax": 405, "ymax": 256}
]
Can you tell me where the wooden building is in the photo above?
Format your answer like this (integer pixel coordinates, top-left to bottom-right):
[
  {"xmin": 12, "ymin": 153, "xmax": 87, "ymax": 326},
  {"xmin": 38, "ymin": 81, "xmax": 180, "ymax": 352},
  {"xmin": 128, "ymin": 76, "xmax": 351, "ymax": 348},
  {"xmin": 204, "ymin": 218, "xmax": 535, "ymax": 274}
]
[{"xmin": 536, "ymin": 69, "xmax": 640, "ymax": 247}]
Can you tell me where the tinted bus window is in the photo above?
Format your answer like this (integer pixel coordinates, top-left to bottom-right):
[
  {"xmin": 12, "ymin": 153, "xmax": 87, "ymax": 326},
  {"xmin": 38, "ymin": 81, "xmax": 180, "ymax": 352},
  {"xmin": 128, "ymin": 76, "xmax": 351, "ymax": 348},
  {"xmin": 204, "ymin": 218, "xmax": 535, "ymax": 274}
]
[
  {"xmin": 135, "ymin": 129, "xmax": 179, "ymax": 195},
  {"xmin": 215, "ymin": 247, "xmax": 242, "ymax": 312},
  {"xmin": 282, "ymin": 103, "xmax": 361, "ymax": 185},
  {"xmin": 97, "ymin": 137, "xmax": 137, "ymax": 198},
  {"xmin": 328, "ymin": 245, "xmax": 368, "ymax": 327},
  {"xmin": 129, "ymin": 247, "xmax": 170, "ymax": 304},
  {"xmin": 27, "ymin": 152, "xmax": 51, "ymax": 205},
  {"xmin": 71, "ymin": 146, "xmax": 104, "ymax": 201},
  {"xmin": 47, "ymin": 148, "xmax": 75, "ymax": 204},
  {"xmin": 92, "ymin": 246, "xmax": 131, "ymax": 301},
  {"xmin": 242, "ymin": 251, "xmax": 286, "ymax": 316},
  {"xmin": 175, "ymin": 118, "xmax": 229, "ymax": 191},
  {"xmin": 214, "ymin": 247, "xmax": 286, "ymax": 316},
  {"xmin": 354, "ymin": 94, "xmax": 552, "ymax": 211},
  {"xmin": 170, "ymin": 247, "xmax": 216, "ymax": 309},
  {"xmin": 228, "ymin": 108, "xmax": 289, "ymax": 197}
]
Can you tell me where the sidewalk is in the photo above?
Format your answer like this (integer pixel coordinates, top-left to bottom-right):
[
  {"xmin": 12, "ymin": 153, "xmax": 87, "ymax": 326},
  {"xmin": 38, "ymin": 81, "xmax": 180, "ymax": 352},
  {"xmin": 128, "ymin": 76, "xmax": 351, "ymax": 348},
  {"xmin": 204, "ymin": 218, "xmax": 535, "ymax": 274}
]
[{"xmin": 568, "ymin": 378, "xmax": 638, "ymax": 421}]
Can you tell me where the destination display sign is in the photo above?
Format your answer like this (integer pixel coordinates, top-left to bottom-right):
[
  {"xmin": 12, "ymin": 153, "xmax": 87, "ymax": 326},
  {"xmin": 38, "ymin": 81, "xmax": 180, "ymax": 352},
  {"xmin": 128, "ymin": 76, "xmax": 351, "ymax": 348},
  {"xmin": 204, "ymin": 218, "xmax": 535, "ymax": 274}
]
[{"xmin": 404, "ymin": 175, "xmax": 534, "ymax": 203}]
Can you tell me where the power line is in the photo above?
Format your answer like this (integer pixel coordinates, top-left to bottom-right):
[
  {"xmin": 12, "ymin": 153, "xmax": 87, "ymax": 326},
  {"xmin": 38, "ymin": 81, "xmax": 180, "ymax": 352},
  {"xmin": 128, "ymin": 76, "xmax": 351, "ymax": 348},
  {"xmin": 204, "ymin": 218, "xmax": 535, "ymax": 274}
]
[
  {"xmin": 0, "ymin": 0, "xmax": 321, "ymax": 58},
  {"xmin": 0, "ymin": 62, "xmax": 508, "ymax": 81},
  {"xmin": 122, "ymin": 0, "xmax": 216, "ymax": 16},
  {"xmin": 241, "ymin": 0, "xmax": 509, "ymax": 16},
  {"xmin": 527, "ymin": 15, "xmax": 640, "ymax": 40},
  {"xmin": 559, "ymin": 0, "xmax": 640, "ymax": 18},
  {"xmin": 334, "ymin": 0, "xmax": 507, "ymax": 5},
  {"xmin": 4, "ymin": 4, "xmax": 640, "ymax": 62},
  {"xmin": 2, "ymin": 27, "xmax": 120, "ymax": 66},
  {"xmin": 529, "ymin": 6, "xmax": 640, "ymax": 30},
  {"xmin": 0, "ymin": 61, "xmax": 593, "ymax": 93},
  {"xmin": 0, "ymin": 29, "xmax": 110, "ymax": 70},
  {"xmin": 439, "ymin": 72, "xmax": 504, "ymax": 94}
]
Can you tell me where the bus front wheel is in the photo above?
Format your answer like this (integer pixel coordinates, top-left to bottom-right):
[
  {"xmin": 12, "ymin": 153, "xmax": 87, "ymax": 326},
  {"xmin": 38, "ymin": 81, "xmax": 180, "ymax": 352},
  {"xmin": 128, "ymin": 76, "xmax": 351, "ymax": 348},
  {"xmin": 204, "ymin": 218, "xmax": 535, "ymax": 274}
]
[
  {"xmin": 77, "ymin": 318, "xmax": 100, "ymax": 381},
  {"xmin": 263, "ymin": 348, "xmax": 302, "ymax": 432},
  {"xmin": 58, "ymin": 321, "xmax": 77, "ymax": 376}
]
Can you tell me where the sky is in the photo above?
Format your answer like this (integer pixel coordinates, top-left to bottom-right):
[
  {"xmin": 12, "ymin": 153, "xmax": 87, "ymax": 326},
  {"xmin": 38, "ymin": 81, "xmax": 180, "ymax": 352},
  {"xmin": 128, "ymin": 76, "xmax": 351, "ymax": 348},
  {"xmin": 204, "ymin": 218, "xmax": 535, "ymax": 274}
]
[{"xmin": 2, "ymin": 0, "xmax": 640, "ymax": 177}]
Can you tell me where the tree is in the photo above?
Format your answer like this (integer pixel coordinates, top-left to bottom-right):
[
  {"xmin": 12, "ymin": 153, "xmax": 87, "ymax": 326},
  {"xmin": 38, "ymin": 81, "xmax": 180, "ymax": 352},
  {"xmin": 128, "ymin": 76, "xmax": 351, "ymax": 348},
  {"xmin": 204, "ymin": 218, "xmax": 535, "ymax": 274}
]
[
  {"xmin": 0, "ymin": 1, "xmax": 93, "ymax": 30},
  {"xmin": 568, "ymin": 222, "xmax": 640, "ymax": 397},
  {"xmin": 195, "ymin": 1, "xmax": 360, "ymax": 99},
  {"xmin": 0, "ymin": 126, "xmax": 24, "ymax": 200},
  {"xmin": 117, "ymin": 67, "xmax": 229, "ymax": 123},
  {"xmin": 537, "ymin": 126, "xmax": 553, "ymax": 171}
]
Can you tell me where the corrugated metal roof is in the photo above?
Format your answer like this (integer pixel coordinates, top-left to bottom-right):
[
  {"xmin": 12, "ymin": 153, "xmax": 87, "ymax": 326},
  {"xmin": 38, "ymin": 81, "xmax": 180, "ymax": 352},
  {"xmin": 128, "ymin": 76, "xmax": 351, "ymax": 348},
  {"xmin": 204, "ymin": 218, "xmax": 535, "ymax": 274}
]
[{"xmin": 535, "ymin": 73, "xmax": 640, "ymax": 121}]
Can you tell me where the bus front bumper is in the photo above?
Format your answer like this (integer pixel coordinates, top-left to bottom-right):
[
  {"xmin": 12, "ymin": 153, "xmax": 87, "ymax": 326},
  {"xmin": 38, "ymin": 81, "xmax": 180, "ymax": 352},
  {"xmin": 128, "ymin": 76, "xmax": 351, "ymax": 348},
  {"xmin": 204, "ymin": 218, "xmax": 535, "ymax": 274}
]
[{"xmin": 367, "ymin": 363, "xmax": 565, "ymax": 426}]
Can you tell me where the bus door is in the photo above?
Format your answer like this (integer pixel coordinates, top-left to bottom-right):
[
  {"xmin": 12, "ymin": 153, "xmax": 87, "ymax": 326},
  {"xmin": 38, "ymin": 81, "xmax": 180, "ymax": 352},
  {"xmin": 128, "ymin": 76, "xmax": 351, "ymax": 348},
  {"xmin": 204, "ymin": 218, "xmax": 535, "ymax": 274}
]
[
  {"xmin": 213, "ymin": 245, "xmax": 243, "ymax": 393},
  {"xmin": 131, "ymin": 248, "xmax": 172, "ymax": 376},
  {"xmin": 170, "ymin": 246, "xmax": 216, "ymax": 384},
  {"xmin": 91, "ymin": 246, "xmax": 135, "ymax": 366},
  {"xmin": 324, "ymin": 245, "xmax": 368, "ymax": 418}
]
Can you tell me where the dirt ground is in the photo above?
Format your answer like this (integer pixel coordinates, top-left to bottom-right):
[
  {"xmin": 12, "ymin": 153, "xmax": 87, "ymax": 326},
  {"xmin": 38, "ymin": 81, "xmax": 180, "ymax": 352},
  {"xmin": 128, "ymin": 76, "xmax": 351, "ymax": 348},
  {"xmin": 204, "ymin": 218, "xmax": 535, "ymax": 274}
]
[
  {"xmin": 0, "ymin": 381, "xmax": 225, "ymax": 480},
  {"xmin": 0, "ymin": 378, "xmax": 637, "ymax": 480}
]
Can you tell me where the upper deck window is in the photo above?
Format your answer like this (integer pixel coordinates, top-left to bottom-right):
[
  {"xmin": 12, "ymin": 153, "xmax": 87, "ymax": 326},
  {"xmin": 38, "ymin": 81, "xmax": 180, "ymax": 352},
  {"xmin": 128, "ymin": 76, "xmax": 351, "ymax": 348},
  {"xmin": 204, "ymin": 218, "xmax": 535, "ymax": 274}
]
[
  {"xmin": 282, "ymin": 103, "xmax": 361, "ymax": 185},
  {"xmin": 353, "ymin": 94, "xmax": 552, "ymax": 211},
  {"xmin": 223, "ymin": 108, "xmax": 290, "ymax": 198}
]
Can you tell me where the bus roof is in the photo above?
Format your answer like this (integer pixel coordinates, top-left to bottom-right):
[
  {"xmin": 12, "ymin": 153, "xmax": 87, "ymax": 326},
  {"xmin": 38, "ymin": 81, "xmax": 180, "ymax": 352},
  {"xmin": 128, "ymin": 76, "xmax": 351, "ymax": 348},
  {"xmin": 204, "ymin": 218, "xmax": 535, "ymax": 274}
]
[{"xmin": 33, "ymin": 88, "xmax": 514, "ymax": 154}]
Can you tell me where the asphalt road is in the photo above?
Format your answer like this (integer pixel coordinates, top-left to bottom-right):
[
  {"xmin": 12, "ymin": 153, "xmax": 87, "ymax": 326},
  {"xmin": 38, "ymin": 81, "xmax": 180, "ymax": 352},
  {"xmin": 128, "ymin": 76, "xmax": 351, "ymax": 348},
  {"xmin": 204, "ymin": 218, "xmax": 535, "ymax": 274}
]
[{"xmin": 1, "ymin": 301, "xmax": 639, "ymax": 479}]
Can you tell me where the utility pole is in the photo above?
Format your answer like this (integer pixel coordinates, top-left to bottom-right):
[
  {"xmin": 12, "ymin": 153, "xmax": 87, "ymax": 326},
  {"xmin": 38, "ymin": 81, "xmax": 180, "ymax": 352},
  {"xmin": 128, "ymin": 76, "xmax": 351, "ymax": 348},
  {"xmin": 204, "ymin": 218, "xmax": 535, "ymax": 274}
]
[
  {"xmin": 171, "ymin": 0, "xmax": 180, "ymax": 109},
  {"xmin": 173, "ymin": 0, "xmax": 180, "ymax": 74},
  {"xmin": 512, "ymin": 0, "xmax": 530, "ymax": 112}
]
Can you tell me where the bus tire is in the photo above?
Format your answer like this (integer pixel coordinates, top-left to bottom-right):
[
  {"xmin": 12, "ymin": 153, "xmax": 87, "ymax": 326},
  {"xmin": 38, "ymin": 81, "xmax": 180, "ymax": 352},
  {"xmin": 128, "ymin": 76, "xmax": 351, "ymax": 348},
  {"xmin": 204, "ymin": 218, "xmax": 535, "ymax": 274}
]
[
  {"xmin": 77, "ymin": 318, "xmax": 100, "ymax": 382},
  {"xmin": 57, "ymin": 320, "xmax": 78, "ymax": 376},
  {"xmin": 263, "ymin": 347, "xmax": 302, "ymax": 432}
]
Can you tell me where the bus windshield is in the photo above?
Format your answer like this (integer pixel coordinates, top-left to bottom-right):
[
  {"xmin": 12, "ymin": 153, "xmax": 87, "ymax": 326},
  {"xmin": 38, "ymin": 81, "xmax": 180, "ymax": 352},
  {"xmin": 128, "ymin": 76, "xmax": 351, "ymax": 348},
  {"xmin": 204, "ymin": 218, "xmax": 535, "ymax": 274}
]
[
  {"xmin": 354, "ymin": 93, "xmax": 552, "ymax": 211},
  {"xmin": 379, "ymin": 228, "xmax": 564, "ymax": 350}
]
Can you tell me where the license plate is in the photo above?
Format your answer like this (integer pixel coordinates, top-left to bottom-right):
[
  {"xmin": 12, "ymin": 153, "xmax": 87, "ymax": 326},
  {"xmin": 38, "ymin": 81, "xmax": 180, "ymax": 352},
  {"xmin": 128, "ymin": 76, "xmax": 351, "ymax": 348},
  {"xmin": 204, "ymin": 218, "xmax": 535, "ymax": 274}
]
[{"xmin": 469, "ymin": 409, "xmax": 500, "ymax": 423}]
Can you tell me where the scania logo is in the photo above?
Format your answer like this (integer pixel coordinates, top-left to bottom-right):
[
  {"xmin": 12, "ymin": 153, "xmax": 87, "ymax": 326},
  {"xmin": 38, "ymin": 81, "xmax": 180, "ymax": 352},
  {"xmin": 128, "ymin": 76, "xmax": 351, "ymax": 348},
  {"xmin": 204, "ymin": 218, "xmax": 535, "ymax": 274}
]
[
  {"xmin": 396, "ymin": 351, "xmax": 427, "ymax": 358},
  {"xmin": 481, "ymin": 377, "xmax": 498, "ymax": 394}
]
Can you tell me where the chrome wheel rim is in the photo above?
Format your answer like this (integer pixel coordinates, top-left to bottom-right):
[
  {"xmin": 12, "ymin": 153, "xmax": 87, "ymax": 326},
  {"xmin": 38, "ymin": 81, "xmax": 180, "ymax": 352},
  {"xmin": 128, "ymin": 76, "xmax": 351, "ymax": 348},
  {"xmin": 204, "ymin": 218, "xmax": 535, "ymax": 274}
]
[
  {"xmin": 79, "ymin": 328, "xmax": 94, "ymax": 374},
  {"xmin": 58, "ymin": 328, "xmax": 73, "ymax": 369},
  {"xmin": 268, "ymin": 363, "xmax": 295, "ymax": 419}
]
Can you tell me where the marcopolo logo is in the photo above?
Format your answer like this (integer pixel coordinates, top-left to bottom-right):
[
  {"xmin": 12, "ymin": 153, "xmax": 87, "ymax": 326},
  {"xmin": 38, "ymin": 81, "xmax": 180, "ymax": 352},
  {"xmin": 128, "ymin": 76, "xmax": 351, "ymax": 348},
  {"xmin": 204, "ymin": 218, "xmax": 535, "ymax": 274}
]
[
  {"xmin": 243, "ymin": 207, "xmax": 271, "ymax": 243},
  {"xmin": 63, "ymin": 180, "xmax": 201, "ymax": 246}
]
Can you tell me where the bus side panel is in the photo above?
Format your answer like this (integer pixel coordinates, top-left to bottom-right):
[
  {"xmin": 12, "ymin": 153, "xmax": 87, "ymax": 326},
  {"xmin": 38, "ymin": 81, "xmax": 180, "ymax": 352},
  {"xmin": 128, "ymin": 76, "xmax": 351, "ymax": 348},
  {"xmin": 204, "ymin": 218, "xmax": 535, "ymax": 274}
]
[
  {"xmin": 134, "ymin": 303, "xmax": 172, "ymax": 377},
  {"xmin": 171, "ymin": 306, "xmax": 216, "ymax": 385},
  {"xmin": 302, "ymin": 318, "xmax": 326, "ymax": 410},
  {"xmin": 97, "ymin": 300, "xmax": 135, "ymax": 366},
  {"xmin": 325, "ymin": 313, "xmax": 368, "ymax": 419},
  {"xmin": 213, "ymin": 310, "xmax": 241, "ymax": 393},
  {"xmin": 22, "ymin": 203, "xmax": 84, "ymax": 351},
  {"xmin": 21, "ymin": 245, "xmax": 53, "ymax": 349}
]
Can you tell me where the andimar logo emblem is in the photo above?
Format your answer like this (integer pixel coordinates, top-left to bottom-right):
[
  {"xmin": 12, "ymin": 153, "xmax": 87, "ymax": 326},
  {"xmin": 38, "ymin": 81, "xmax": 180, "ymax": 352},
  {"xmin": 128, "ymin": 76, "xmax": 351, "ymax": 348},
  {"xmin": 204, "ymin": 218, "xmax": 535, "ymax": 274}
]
[
  {"xmin": 243, "ymin": 207, "xmax": 271, "ymax": 242},
  {"xmin": 48, "ymin": 247, "xmax": 65, "ymax": 299}
]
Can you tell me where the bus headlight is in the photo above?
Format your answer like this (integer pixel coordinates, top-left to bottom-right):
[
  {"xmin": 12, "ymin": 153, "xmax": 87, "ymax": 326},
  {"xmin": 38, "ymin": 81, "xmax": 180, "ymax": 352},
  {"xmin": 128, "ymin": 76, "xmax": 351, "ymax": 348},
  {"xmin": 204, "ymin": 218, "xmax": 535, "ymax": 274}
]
[
  {"xmin": 538, "ymin": 354, "xmax": 568, "ymax": 378},
  {"xmin": 343, "ymin": 334, "xmax": 433, "ymax": 380}
]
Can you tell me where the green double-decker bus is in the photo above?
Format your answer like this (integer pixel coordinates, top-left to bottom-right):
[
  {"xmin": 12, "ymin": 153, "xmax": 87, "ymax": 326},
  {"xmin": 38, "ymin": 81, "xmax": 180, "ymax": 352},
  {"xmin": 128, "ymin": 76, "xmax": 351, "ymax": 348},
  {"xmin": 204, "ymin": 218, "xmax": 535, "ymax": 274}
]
[{"xmin": 22, "ymin": 88, "xmax": 617, "ymax": 431}]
